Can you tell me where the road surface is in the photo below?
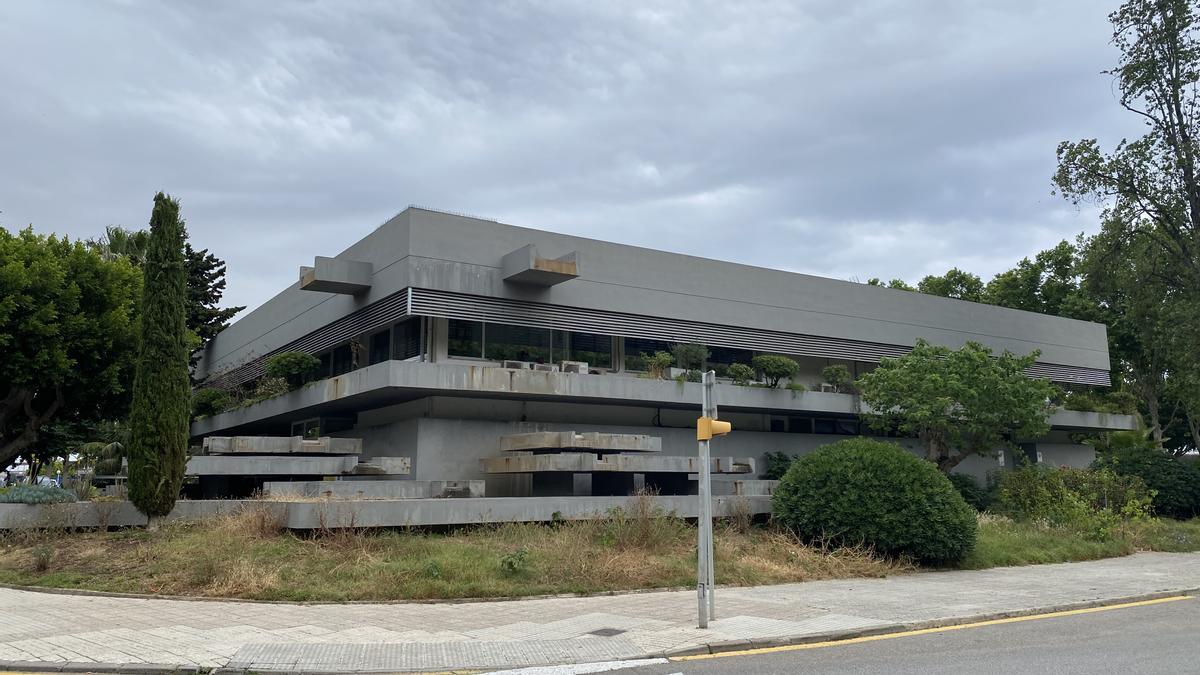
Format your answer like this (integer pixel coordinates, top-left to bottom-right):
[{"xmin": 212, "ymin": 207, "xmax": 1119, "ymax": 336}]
[{"xmin": 613, "ymin": 596, "xmax": 1199, "ymax": 674}]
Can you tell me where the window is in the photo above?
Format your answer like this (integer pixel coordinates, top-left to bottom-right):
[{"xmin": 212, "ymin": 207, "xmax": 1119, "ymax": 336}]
[
  {"xmin": 447, "ymin": 319, "xmax": 484, "ymax": 358},
  {"xmin": 623, "ymin": 337, "xmax": 674, "ymax": 370},
  {"xmin": 393, "ymin": 318, "xmax": 421, "ymax": 360},
  {"xmin": 485, "ymin": 323, "xmax": 552, "ymax": 363},
  {"xmin": 787, "ymin": 417, "xmax": 813, "ymax": 434},
  {"xmin": 836, "ymin": 419, "xmax": 859, "ymax": 435},
  {"xmin": 317, "ymin": 352, "xmax": 332, "ymax": 378},
  {"xmin": 561, "ymin": 331, "xmax": 612, "ymax": 368},
  {"xmin": 369, "ymin": 329, "xmax": 390, "ymax": 365},
  {"xmin": 814, "ymin": 418, "xmax": 836, "ymax": 435},
  {"xmin": 708, "ymin": 346, "xmax": 754, "ymax": 367},
  {"xmin": 291, "ymin": 418, "xmax": 320, "ymax": 439},
  {"xmin": 331, "ymin": 344, "xmax": 353, "ymax": 376}
]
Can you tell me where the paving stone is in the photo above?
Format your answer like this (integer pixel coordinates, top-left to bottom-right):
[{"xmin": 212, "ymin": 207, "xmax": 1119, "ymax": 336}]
[{"xmin": 1, "ymin": 552, "xmax": 1198, "ymax": 672}]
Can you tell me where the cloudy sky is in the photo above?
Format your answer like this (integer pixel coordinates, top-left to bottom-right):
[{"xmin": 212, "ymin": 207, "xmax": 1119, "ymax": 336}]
[{"xmin": 2, "ymin": 0, "xmax": 1138, "ymax": 315}]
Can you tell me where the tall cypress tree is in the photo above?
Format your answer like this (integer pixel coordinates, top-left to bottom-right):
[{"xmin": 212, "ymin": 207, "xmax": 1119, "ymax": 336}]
[{"xmin": 128, "ymin": 193, "xmax": 191, "ymax": 518}]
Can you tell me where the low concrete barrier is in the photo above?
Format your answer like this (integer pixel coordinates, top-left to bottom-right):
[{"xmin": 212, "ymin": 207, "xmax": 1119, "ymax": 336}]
[{"xmin": 0, "ymin": 494, "xmax": 768, "ymax": 530}]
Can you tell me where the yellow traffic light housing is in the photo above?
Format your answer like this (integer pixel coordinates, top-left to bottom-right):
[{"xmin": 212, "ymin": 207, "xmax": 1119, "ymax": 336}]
[{"xmin": 696, "ymin": 416, "xmax": 732, "ymax": 440}]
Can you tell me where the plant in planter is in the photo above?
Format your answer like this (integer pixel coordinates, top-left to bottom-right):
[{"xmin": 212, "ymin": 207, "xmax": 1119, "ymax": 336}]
[
  {"xmin": 751, "ymin": 355, "xmax": 799, "ymax": 388},
  {"xmin": 644, "ymin": 351, "xmax": 674, "ymax": 379},
  {"xmin": 265, "ymin": 351, "xmax": 321, "ymax": 389},
  {"xmin": 821, "ymin": 364, "xmax": 851, "ymax": 393},
  {"xmin": 671, "ymin": 343, "xmax": 709, "ymax": 371},
  {"xmin": 728, "ymin": 363, "xmax": 755, "ymax": 385}
]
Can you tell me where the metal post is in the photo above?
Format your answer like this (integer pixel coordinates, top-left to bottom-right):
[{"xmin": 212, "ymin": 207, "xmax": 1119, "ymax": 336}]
[
  {"xmin": 697, "ymin": 369, "xmax": 717, "ymax": 628},
  {"xmin": 703, "ymin": 369, "xmax": 717, "ymax": 621}
]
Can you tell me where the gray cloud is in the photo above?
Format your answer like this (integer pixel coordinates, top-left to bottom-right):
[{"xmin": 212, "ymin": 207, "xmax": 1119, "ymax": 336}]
[{"xmin": 1, "ymin": 0, "xmax": 1141, "ymax": 313}]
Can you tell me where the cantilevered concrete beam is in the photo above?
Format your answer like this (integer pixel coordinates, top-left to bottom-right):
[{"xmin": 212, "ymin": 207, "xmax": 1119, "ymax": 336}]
[
  {"xmin": 501, "ymin": 244, "xmax": 580, "ymax": 286},
  {"xmin": 299, "ymin": 256, "xmax": 372, "ymax": 294}
]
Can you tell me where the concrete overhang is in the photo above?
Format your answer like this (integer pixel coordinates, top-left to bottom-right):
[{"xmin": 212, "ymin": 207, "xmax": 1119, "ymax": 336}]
[
  {"xmin": 299, "ymin": 256, "xmax": 373, "ymax": 294},
  {"xmin": 501, "ymin": 244, "xmax": 580, "ymax": 286},
  {"xmin": 190, "ymin": 361, "xmax": 1140, "ymax": 439}
]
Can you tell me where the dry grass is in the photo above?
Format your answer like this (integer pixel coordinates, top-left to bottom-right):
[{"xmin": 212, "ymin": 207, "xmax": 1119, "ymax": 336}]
[
  {"xmin": 8, "ymin": 506, "xmax": 1194, "ymax": 602},
  {"xmin": 0, "ymin": 504, "xmax": 909, "ymax": 601}
]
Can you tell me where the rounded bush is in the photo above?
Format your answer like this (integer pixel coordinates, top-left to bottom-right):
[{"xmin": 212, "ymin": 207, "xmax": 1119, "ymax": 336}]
[
  {"xmin": 264, "ymin": 351, "xmax": 321, "ymax": 388},
  {"xmin": 948, "ymin": 473, "xmax": 991, "ymax": 512},
  {"xmin": 191, "ymin": 388, "xmax": 232, "ymax": 418},
  {"xmin": 0, "ymin": 484, "xmax": 77, "ymax": 504},
  {"xmin": 772, "ymin": 438, "xmax": 977, "ymax": 564},
  {"xmin": 1094, "ymin": 447, "xmax": 1200, "ymax": 519}
]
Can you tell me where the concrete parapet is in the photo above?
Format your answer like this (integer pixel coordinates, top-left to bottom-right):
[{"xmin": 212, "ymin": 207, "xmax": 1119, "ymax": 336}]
[
  {"xmin": 263, "ymin": 479, "xmax": 483, "ymax": 499},
  {"xmin": 499, "ymin": 431, "xmax": 661, "ymax": 453},
  {"xmin": 186, "ymin": 454, "xmax": 410, "ymax": 477},
  {"xmin": 186, "ymin": 455, "xmax": 360, "ymax": 476},
  {"xmin": 201, "ymin": 436, "xmax": 362, "ymax": 455},
  {"xmin": 0, "ymin": 495, "xmax": 767, "ymax": 530},
  {"xmin": 481, "ymin": 453, "xmax": 754, "ymax": 474}
]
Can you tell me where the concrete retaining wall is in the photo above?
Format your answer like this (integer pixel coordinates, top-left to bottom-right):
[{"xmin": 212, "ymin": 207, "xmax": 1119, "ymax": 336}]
[{"xmin": 0, "ymin": 495, "xmax": 767, "ymax": 530}]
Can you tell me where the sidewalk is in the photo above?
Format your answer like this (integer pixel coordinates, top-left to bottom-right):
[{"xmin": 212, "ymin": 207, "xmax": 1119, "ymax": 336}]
[{"xmin": 1, "ymin": 552, "xmax": 1197, "ymax": 674}]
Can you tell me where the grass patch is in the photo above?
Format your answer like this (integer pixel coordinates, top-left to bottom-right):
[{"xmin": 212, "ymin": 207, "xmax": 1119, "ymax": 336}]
[
  {"xmin": 0, "ymin": 503, "xmax": 906, "ymax": 601},
  {"xmin": 3, "ymin": 506, "xmax": 1198, "ymax": 601},
  {"xmin": 959, "ymin": 514, "xmax": 1200, "ymax": 570}
]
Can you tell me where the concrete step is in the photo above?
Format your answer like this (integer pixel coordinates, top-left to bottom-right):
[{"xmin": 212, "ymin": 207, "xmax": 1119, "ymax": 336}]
[
  {"xmin": 263, "ymin": 479, "xmax": 483, "ymax": 499},
  {"xmin": 200, "ymin": 436, "xmax": 362, "ymax": 456}
]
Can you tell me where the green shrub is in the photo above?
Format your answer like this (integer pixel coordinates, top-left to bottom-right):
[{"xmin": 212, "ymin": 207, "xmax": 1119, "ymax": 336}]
[
  {"xmin": 1094, "ymin": 446, "xmax": 1200, "ymax": 519},
  {"xmin": 191, "ymin": 388, "xmax": 232, "ymax": 418},
  {"xmin": 643, "ymin": 351, "xmax": 673, "ymax": 379},
  {"xmin": 821, "ymin": 364, "xmax": 851, "ymax": 393},
  {"xmin": 728, "ymin": 363, "xmax": 755, "ymax": 385},
  {"xmin": 948, "ymin": 473, "xmax": 991, "ymax": 511},
  {"xmin": 762, "ymin": 451, "xmax": 794, "ymax": 480},
  {"xmin": 670, "ymin": 343, "xmax": 709, "ymax": 371},
  {"xmin": 253, "ymin": 376, "xmax": 291, "ymax": 401},
  {"xmin": 499, "ymin": 547, "xmax": 530, "ymax": 575},
  {"xmin": 685, "ymin": 369, "xmax": 703, "ymax": 383},
  {"xmin": 0, "ymin": 484, "xmax": 77, "ymax": 504},
  {"xmin": 264, "ymin": 351, "xmax": 321, "ymax": 388},
  {"xmin": 995, "ymin": 464, "xmax": 1152, "ymax": 540},
  {"xmin": 751, "ymin": 355, "xmax": 799, "ymax": 388},
  {"xmin": 771, "ymin": 438, "xmax": 977, "ymax": 564}
]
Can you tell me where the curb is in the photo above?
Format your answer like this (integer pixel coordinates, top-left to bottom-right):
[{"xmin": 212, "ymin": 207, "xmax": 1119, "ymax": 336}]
[
  {"xmin": 662, "ymin": 588, "xmax": 1200, "ymax": 658},
  {"xmin": 1, "ymin": 589, "xmax": 1194, "ymax": 674},
  {"xmin": 0, "ymin": 580, "xmax": 696, "ymax": 606}
]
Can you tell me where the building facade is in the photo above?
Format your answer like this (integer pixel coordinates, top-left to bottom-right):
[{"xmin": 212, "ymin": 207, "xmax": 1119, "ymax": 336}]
[{"xmin": 190, "ymin": 207, "xmax": 1137, "ymax": 496}]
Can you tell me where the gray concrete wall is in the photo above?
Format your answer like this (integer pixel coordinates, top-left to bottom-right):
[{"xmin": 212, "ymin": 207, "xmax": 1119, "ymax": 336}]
[
  {"xmin": 195, "ymin": 207, "xmax": 1112, "ymax": 381},
  {"xmin": 190, "ymin": 361, "xmax": 1138, "ymax": 439}
]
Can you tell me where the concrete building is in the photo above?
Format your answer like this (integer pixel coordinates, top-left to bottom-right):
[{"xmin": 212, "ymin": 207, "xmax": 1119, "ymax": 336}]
[{"xmin": 189, "ymin": 207, "xmax": 1136, "ymax": 497}]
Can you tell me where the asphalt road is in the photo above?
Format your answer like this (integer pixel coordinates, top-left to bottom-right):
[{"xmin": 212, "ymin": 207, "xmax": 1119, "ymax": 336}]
[{"xmin": 619, "ymin": 597, "xmax": 1200, "ymax": 675}]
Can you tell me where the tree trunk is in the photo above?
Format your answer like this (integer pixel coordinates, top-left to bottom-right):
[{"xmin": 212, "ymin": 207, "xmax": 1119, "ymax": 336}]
[{"xmin": 1146, "ymin": 391, "xmax": 1165, "ymax": 449}]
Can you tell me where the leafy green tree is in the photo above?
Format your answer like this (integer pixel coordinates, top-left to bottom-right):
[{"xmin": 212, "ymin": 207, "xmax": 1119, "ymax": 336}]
[
  {"xmin": 1080, "ymin": 222, "xmax": 1187, "ymax": 449},
  {"xmin": 127, "ymin": 193, "xmax": 191, "ymax": 518},
  {"xmin": 820, "ymin": 364, "xmax": 851, "ymax": 393},
  {"xmin": 0, "ymin": 228, "xmax": 140, "ymax": 472},
  {"xmin": 916, "ymin": 268, "xmax": 985, "ymax": 302},
  {"xmin": 89, "ymin": 226, "xmax": 243, "ymax": 377},
  {"xmin": 185, "ymin": 243, "xmax": 243, "ymax": 367},
  {"xmin": 751, "ymin": 354, "xmax": 799, "ymax": 388},
  {"xmin": 866, "ymin": 277, "xmax": 915, "ymax": 291},
  {"xmin": 983, "ymin": 241, "xmax": 1090, "ymax": 317},
  {"xmin": 264, "ymin": 351, "xmax": 321, "ymax": 389},
  {"xmin": 857, "ymin": 339, "xmax": 1058, "ymax": 473},
  {"xmin": 1054, "ymin": 0, "xmax": 1200, "ymax": 290}
]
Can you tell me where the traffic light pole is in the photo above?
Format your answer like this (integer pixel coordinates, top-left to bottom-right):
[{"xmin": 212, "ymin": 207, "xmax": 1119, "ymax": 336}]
[{"xmin": 697, "ymin": 369, "xmax": 717, "ymax": 628}]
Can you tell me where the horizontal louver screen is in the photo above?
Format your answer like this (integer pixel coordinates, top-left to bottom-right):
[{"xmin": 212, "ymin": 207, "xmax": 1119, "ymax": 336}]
[
  {"xmin": 206, "ymin": 286, "xmax": 1110, "ymax": 389},
  {"xmin": 205, "ymin": 290, "xmax": 410, "ymax": 389},
  {"xmin": 408, "ymin": 289, "xmax": 1110, "ymax": 386}
]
